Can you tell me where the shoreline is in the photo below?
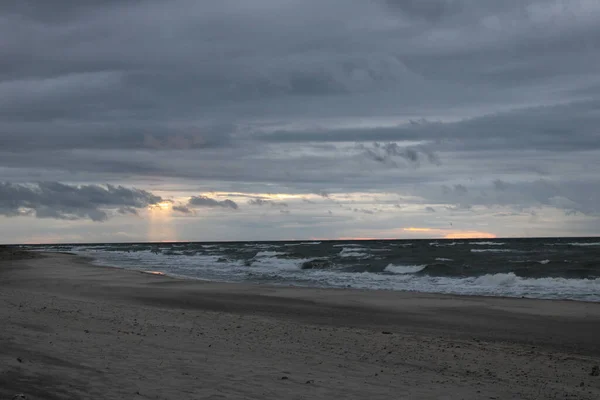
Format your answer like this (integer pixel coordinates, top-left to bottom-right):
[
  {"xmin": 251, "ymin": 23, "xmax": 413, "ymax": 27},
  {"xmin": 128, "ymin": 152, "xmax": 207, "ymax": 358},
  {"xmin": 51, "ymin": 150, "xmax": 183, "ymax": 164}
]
[
  {"xmin": 62, "ymin": 250, "xmax": 600, "ymax": 305},
  {"xmin": 2, "ymin": 250, "xmax": 600, "ymax": 399}
]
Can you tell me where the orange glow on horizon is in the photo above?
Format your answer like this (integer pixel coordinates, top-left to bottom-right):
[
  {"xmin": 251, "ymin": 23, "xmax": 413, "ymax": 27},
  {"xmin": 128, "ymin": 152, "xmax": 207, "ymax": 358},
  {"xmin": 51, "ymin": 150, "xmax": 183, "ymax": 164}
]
[
  {"xmin": 403, "ymin": 227, "xmax": 497, "ymax": 239},
  {"xmin": 336, "ymin": 236, "xmax": 397, "ymax": 241},
  {"xmin": 403, "ymin": 227, "xmax": 433, "ymax": 232},
  {"xmin": 444, "ymin": 231, "xmax": 497, "ymax": 239}
]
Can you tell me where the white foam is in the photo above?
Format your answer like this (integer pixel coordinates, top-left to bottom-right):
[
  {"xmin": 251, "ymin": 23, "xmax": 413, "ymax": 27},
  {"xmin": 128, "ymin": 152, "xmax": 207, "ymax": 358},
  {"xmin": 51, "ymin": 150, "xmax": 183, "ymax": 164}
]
[
  {"xmin": 471, "ymin": 273, "xmax": 600, "ymax": 295},
  {"xmin": 254, "ymin": 251, "xmax": 287, "ymax": 257},
  {"xmin": 41, "ymin": 244, "xmax": 600, "ymax": 302},
  {"xmin": 544, "ymin": 242, "xmax": 600, "ymax": 247},
  {"xmin": 285, "ymin": 241, "xmax": 322, "ymax": 246},
  {"xmin": 249, "ymin": 257, "xmax": 308, "ymax": 271},
  {"xmin": 385, "ymin": 264, "xmax": 425, "ymax": 274},
  {"xmin": 539, "ymin": 259, "xmax": 550, "ymax": 265},
  {"xmin": 435, "ymin": 258, "xmax": 454, "ymax": 262},
  {"xmin": 244, "ymin": 244, "xmax": 280, "ymax": 249},
  {"xmin": 470, "ymin": 248, "xmax": 515, "ymax": 253},
  {"xmin": 338, "ymin": 248, "xmax": 372, "ymax": 258},
  {"xmin": 429, "ymin": 242, "xmax": 461, "ymax": 247}
]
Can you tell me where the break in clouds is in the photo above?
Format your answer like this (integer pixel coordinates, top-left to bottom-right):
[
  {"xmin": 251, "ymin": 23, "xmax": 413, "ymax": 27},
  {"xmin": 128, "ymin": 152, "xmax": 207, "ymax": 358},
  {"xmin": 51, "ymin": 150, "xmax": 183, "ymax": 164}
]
[{"xmin": 1, "ymin": 0, "xmax": 599, "ymax": 241}]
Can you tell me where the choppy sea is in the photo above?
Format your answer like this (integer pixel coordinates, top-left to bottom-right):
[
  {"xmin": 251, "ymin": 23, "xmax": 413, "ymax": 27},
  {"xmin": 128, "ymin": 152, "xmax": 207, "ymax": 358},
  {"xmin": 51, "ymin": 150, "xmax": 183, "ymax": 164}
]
[{"xmin": 25, "ymin": 237, "xmax": 600, "ymax": 302}]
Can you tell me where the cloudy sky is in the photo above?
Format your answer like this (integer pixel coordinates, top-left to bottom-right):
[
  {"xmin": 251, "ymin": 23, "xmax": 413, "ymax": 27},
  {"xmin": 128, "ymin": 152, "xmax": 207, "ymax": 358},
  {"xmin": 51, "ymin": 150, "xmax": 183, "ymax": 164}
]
[{"xmin": 1, "ymin": 0, "xmax": 599, "ymax": 243}]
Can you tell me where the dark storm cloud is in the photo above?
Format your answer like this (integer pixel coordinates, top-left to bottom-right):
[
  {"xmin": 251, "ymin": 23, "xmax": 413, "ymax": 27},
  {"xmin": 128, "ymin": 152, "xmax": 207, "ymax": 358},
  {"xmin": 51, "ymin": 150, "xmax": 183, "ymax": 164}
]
[
  {"xmin": 358, "ymin": 142, "xmax": 440, "ymax": 167},
  {"xmin": 259, "ymin": 99, "xmax": 600, "ymax": 153},
  {"xmin": 0, "ymin": 182, "xmax": 162, "ymax": 221},
  {"xmin": 188, "ymin": 196, "xmax": 238, "ymax": 210}
]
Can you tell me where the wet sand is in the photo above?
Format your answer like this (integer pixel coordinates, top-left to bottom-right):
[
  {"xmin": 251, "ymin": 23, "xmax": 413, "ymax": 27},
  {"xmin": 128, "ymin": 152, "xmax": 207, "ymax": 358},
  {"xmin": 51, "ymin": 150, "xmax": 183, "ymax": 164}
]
[{"xmin": 1, "ymin": 249, "xmax": 599, "ymax": 399}]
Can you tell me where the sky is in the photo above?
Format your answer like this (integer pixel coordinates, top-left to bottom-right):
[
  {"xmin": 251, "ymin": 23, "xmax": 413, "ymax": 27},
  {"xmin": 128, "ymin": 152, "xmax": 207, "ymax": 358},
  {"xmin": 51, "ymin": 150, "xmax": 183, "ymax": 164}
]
[{"xmin": 1, "ymin": 0, "xmax": 600, "ymax": 244}]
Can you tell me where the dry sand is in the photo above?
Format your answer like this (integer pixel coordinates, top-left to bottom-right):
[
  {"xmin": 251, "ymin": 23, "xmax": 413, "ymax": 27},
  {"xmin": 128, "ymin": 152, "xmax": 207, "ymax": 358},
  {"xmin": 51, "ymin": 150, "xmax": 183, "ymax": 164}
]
[{"xmin": 1, "ymin": 249, "xmax": 600, "ymax": 399}]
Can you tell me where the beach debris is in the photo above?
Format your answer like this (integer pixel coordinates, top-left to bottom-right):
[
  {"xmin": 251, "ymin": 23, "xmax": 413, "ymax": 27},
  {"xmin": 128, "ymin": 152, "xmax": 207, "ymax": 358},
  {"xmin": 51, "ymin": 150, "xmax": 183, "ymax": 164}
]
[
  {"xmin": 281, "ymin": 376, "xmax": 289, "ymax": 380},
  {"xmin": 381, "ymin": 331, "xmax": 392, "ymax": 335},
  {"xmin": 16, "ymin": 357, "xmax": 23, "ymax": 363},
  {"xmin": 12, "ymin": 394, "xmax": 27, "ymax": 400},
  {"xmin": 591, "ymin": 365, "xmax": 600, "ymax": 376},
  {"xmin": 305, "ymin": 380, "xmax": 314, "ymax": 384}
]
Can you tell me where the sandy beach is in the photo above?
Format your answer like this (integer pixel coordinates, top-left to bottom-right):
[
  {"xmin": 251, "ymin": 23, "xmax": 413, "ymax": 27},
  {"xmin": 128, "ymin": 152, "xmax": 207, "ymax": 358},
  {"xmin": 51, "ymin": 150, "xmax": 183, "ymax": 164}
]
[{"xmin": 1, "ymin": 249, "xmax": 599, "ymax": 399}]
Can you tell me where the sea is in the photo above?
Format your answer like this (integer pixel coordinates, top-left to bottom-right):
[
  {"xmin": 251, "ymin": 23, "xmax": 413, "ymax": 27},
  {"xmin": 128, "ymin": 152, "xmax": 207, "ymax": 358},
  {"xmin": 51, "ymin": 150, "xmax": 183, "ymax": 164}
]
[{"xmin": 24, "ymin": 237, "xmax": 600, "ymax": 302}]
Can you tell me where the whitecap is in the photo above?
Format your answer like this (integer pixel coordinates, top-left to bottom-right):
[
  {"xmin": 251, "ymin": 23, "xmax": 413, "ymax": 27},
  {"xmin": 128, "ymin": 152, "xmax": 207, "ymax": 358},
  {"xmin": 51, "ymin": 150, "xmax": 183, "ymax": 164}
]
[
  {"xmin": 384, "ymin": 264, "xmax": 425, "ymax": 274},
  {"xmin": 254, "ymin": 251, "xmax": 287, "ymax": 257},
  {"xmin": 470, "ymin": 248, "xmax": 515, "ymax": 253},
  {"xmin": 429, "ymin": 242, "xmax": 461, "ymax": 247},
  {"xmin": 338, "ymin": 248, "xmax": 372, "ymax": 258}
]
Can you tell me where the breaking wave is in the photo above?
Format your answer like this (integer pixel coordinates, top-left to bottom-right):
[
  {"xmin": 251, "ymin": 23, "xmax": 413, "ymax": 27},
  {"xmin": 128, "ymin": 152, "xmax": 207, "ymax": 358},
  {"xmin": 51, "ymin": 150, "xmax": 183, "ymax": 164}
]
[
  {"xmin": 384, "ymin": 264, "xmax": 425, "ymax": 274},
  {"xmin": 27, "ymin": 237, "xmax": 600, "ymax": 302}
]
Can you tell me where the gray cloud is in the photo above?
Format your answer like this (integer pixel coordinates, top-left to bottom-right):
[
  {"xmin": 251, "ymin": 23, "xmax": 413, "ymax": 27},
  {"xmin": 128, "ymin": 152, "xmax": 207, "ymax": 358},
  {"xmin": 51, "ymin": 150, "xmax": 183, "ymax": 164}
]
[
  {"xmin": 172, "ymin": 205, "xmax": 192, "ymax": 214},
  {"xmin": 427, "ymin": 178, "xmax": 600, "ymax": 216},
  {"xmin": 384, "ymin": 0, "xmax": 465, "ymax": 21},
  {"xmin": 188, "ymin": 196, "xmax": 238, "ymax": 210},
  {"xmin": 0, "ymin": 182, "xmax": 162, "ymax": 221},
  {"xmin": 359, "ymin": 142, "xmax": 440, "ymax": 167},
  {"xmin": 248, "ymin": 199, "xmax": 288, "ymax": 208},
  {"xmin": 1, "ymin": 0, "xmax": 600, "ymax": 240}
]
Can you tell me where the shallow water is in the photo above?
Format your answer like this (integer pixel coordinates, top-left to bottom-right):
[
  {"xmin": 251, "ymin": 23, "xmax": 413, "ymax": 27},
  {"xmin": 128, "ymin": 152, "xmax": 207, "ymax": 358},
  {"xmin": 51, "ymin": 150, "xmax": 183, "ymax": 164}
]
[{"xmin": 26, "ymin": 237, "xmax": 600, "ymax": 302}]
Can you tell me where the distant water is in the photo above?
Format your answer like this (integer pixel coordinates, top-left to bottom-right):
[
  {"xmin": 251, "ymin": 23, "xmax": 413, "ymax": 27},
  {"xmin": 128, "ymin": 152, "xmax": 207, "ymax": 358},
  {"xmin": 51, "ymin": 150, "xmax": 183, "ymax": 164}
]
[{"xmin": 25, "ymin": 237, "xmax": 600, "ymax": 302}]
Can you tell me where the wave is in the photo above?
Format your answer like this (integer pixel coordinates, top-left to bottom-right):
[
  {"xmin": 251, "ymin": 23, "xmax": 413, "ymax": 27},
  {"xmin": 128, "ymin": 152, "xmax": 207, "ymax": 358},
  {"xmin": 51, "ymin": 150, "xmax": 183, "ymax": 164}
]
[
  {"xmin": 470, "ymin": 249, "xmax": 516, "ymax": 253},
  {"xmin": 469, "ymin": 242, "xmax": 505, "ymax": 246},
  {"xmin": 285, "ymin": 242, "xmax": 322, "ymax": 246},
  {"xmin": 416, "ymin": 263, "xmax": 462, "ymax": 277},
  {"xmin": 338, "ymin": 248, "xmax": 372, "ymax": 258},
  {"xmin": 32, "ymin": 240, "xmax": 600, "ymax": 302},
  {"xmin": 472, "ymin": 273, "xmax": 600, "ymax": 291},
  {"xmin": 301, "ymin": 259, "xmax": 334, "ymax": 270},
  {"xmin": 254, "ymin": 251, "xmax": 287, "ymax": 257},
  {"xmin": 384, "ymin": 264, "xmax": 425, "ymax": 274},
  {"xmin": 544, "ymin": 242, "xmax": 600, "ymax": 247},
  {"xmin": 244, "ymin": 244, "xmax": 280, "ymax": 249},
  {"xmin": 249, "ymin": 258, "xmax": 308, "ymax": 271}
]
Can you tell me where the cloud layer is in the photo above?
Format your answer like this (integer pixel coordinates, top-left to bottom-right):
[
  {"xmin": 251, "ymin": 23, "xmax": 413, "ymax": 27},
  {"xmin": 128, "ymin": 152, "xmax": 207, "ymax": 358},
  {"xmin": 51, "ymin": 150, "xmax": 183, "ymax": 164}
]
[
  {"xmin": 1, "ymin": 0, "xmax": 599, "ymax": 241},
  {"xmin": 0, "ymin": 182, "xmax": 162, "ymax": 221}
]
